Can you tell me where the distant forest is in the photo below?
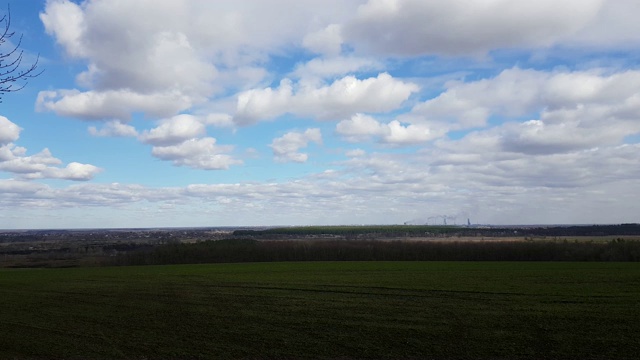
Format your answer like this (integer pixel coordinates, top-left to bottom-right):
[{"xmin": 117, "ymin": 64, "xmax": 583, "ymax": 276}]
[
  {"xmin": 107, "ymin": 224, "xmax": 640, "ymax": 266},
  {"xmin": 111, "ymin": 238, "xmax": 640, "ymax": 266},
  {"xmin": 3, "ymin": 224, "xmax": 640, "ymax": 268},
  {"xmin": 233, "ymin": 223, "xmax": 640, "ymax": 238}
]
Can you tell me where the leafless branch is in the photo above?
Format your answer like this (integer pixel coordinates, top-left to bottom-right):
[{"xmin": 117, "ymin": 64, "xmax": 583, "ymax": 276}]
[{"xmin": 0, "ymin": 4, "xmax": 43, "ymax": 102}]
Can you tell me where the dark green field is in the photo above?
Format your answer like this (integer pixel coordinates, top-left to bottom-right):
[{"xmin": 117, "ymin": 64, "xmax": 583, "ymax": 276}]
[{"xmin": 1, "ymin": 262, "xmax": 639, "ymax": 359}]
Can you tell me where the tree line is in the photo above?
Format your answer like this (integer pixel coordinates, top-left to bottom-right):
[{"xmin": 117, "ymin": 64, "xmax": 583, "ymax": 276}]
[
  {"xmin": 107, "ymin": 238, "xmax": 640, "ymax": 266},
  {"xmin": 232, "ymin": 224, "xmax": 640, "ymax": 239}
]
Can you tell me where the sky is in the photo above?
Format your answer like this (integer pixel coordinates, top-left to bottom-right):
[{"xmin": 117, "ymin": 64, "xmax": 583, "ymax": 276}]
[{"xmin": 1, "ymin": 0, "xmax": 640, "ymax": 229}]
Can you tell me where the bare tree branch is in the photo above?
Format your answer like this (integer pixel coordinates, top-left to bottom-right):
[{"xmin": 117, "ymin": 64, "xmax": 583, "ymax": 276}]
[{"xmin": 0, "ymin": 4, "xmax": 43, "ymax": 103}]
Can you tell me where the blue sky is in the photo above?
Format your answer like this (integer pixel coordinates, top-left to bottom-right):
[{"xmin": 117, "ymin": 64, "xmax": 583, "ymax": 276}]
[{"xmin": 1, "ymin": 0, "xmax": 640, "ymax": 229}]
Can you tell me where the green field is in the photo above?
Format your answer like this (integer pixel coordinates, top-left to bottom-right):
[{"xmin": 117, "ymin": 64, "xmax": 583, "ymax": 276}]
[{"xmin": 1, "ymin": 262, "xmax": 639, "ymax": 359}]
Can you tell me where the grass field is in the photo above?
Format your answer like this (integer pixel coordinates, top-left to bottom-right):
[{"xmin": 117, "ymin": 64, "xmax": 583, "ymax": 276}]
[{"xmin": 1, "ymin": 262, "xmax": 639, "ymax": 359}]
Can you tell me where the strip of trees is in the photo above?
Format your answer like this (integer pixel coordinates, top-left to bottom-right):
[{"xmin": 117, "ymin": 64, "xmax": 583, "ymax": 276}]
[
  {"xmin": 109, "ymin": 238, "xmax": 640, "ymax": 266},
  {"xmin": 233, "ymin": 224, "xmax": 640, "ymax": 239}
]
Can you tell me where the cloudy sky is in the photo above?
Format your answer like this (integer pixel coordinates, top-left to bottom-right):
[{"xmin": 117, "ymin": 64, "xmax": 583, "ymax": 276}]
[{"xmin": 1, "ymin": 0, "xmax": 640, "ymax": 229}]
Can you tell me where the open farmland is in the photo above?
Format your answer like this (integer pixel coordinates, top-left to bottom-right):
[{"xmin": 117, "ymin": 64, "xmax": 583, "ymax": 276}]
[{"xmin": 1, "ymin": 261, "xmax": 639, "ymax": 359}]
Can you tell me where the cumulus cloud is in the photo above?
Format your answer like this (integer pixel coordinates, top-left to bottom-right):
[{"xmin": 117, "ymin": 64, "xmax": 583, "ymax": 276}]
[
  {"xmin": 37, "ymin": 0, "xmax": 360, "ymax": 122},
  {"xmin": 435, "ymin": 103, "xmax": 638, "ymax": 159},
  {"xmin": 41, "ymin": 1, "xmax": 215, "ymax": 89},
  {"xmin": 383, "ymin": 121, "xmax": 434, "ymax": 145},
  {"xmin": 345, "ymin": 148, "xmax": 366, "ymax": 157},
  {"xmin": 270, "ymin": 128, "xmax": 322, "ymax": 163},
  {"xmin": 234, "ymin": 73, "xmax": 419, "ymax": 125},
  {"xmin": 39, "ymin": 0, "xmax": 215, "ymax": 120},
  {"xmin": 292, "ymin": 56, "xmax": 383, "ymax": 80},
  {"xmin": 0, "ymin": 178, "xmax": 47, "ymax": 194},
  {"xmin": 407, "ymin": 67, "xmax": 640, "ymax": 152},
  {"xmin": 499, "ymin": 118, "xmax": 624, "ymax": 155},
  {"xmin": 0, "ymin": 147, "xmax": 60, "ymax": 172},
  {"xmin": 151, "ymin": 138, "xmax": 242, "ymax": 170},
  {"xmin": 88, "ymin": 120, "xmax": 138, "ymax": 137},
  {"xmin": 302, "ymin": 24, "xmax": 343, "ymax": 56},
  {"xmin": 1, "ymin": 116, "xmax": 102, "ymax": 181},
  {"xmin": 200, "ymin": 113, "xmax": 235, "ymax": 128},
  {"xmin": 343, "ymin": 0, "xmax": 603, "ymax": 56},
  {"xmin": 40, "ymin": 0, "xmax": 86, "ymax": 57},
  {"xmin": 432, "ymin": 133, "xmax": 640, "ymax": 190},
  {"xmin": 14, "ymin": 0, "xmax": 640, "ymax": 228},
  {"xmin": 36, "ymin": 89, "xmax": 194, "ymax": 121},
  {"xmin": 336, "ymin": 113, "xmax": 386, "ymax": 142},
  {"xmin": 132, "ymin": 114, "xmax": 246, "ymax": 169},
  {"xmin": 0, "ymin": 116, "xmax": 21, "ymax": 144},
  {"xmin": 36, "ymin": 0, "xmax": 640, "ymax": 127},
  {"xmin": 410, "ymin": 68, "xmax": 546, "ymax": 129},
  {"xmin": 336, "ymin": 114, "xmax": 437, "ymax": 145},
  {"xmin": 0, "ymin": 146, "xmax": 102, "ymax": 181},
  {"xmin": 45, "ymin": 162, "xmax": 103, "ymax": 181},
  {"xmin": 566, "ymin": 0, "xmax": 640, "ymax": 47},
  {"xmin": 139, "ymin": 115, "xmax": 206, "ymax": 146},
  {"xmin": 335, "ymin": 141, "xmax": 640, "ymax": 223},
  {"xmin": 3, "ymin": 140, "xmax": 640, "ymax": 226}
]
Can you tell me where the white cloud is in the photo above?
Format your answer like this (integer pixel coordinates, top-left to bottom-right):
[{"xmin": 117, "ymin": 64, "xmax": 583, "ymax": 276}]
[
  {"xmin": 36, "ymin": 89, "xmax": 194, "ymax": 121},
  {"xmin": 432, "ymin": 134, "xmax": 640, "ymax": 190},
  {"xmin": 88, "ymin": 120, "xmax": 138, "ymax": 137},
  {"xmin": 343, "ymin": 0, "xmax": 603, "ymax": 56},
  {"xmin": 234, "ymin": 73, "xmax": 419, "ymax": 125},
  {"xmin": 498, "ymin": 118, "xmax": 622, "ymax": 155},
  {"xmin": 135, "ymin": 114, "xmax": 247, "ymax": 169},
  {"xmin": 39, "ymin": 1, "xmax": 217, "ymax": 121},
  {"xmin": 200, "ymin": 113, "xmax": 234, "ymax": 128},
  {"xmin": 15, "ymin": 0, "xmax": 640, "ymax": 228},
  {"xmin": 292, "ymin": 56, "xmax": 383, "ymax": 80},
  {"xmin": 336, "ymin": 113, "xmax": 387, "ymax": 142},
  {"xmin": 234, "ymin": 79, "xmax": 293, "ymax": 125},
  {"xmin": 567, "ymin": 0, "xmax": 640, "ymax": 47},
  {"xmin": 302, "ymin": 24, "xmax": 343, "ymax": 56},
  {"xmin": 0, "ymin": 179, "xmax": 47, "ymax": 194},
  {"xmin": 336, "ymin": 114, "xmax": 437, "ymax": 145},
  {"xmin": 410, "ymin": 68, "xmax": 546, "ymax": 129},
  {"xmin": 404, "ymin": 68, "xmax": 640, "ymax": 151},
  {"xmin": 270, "ymin": 128, "xmax": 323, "ymax": 163},
  {"xmin": 0, "ymin": 147, "xmax": 60, "ymax": 173},
  {"xmin": 37, "ymin": 0, "xmax": 360, "ymax": 122},
  {"xmin": 345, "ymin": 148, "xmax": 366, "ymax": 157},
  {"xmin": 0, "ymin": 116, "xmax": 102, "ymax": 181},
  {"xmin": 151, "ymin": 137, "xmax": 242, "ymax": 170},
  {"xmin": 214, "ymin": 66, "xmax": 270, "ymax": 94},
  {"xmin": 44, "ymin": 162, "xmax": 103, "ymax": 181},
  {"xmin": 3, "ymin": 139, "xmax": 640, "ymax": 226},
  {"xmin": 36, "ymin": 0, "xmax": 640, "ymax": 130},
  {"xmin": 80, "ymin": 31, "xmax": 216, "ymax": 96},
  {"xmin": 383, "ymin": 121, "xmax": 434, "ymax": 145},
  {"xmin": 0, "ymin": 146, "xmax": 102, "ymax": 181},
  {"xmin": 139, "ymin": 114, "xmax": 206, "ymax": 146},
  {"xmin": 40, "ymin": 0, "xmax": 86, "ymax": 57},
  {"xmin": 41, "ymin": 1, "xmax": 216, "ymax": 94},
  {"xmin": 0, "ymin": 116, "xmax": 21, "ymax": 144}
]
